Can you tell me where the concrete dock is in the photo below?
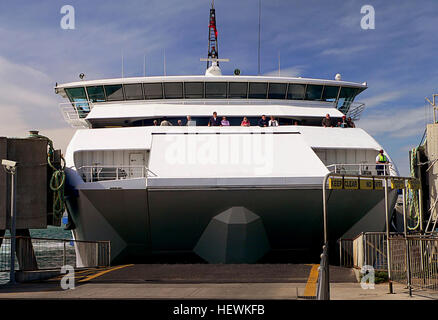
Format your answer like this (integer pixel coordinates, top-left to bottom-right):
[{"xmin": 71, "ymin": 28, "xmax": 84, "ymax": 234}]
[{"xmin": 0, "ymin": 264, "xmax": 436, "ymax": 300}]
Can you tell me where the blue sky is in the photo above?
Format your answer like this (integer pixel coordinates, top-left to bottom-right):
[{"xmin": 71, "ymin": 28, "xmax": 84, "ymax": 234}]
[{"xmin": 0, "ymin": 0, "xmax": 437, "ymax": 175}]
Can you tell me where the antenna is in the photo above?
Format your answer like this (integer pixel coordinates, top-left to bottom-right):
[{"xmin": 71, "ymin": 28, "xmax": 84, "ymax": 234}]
[
  {"xmin": 200, "ymin": 0, "xmax": 229, "ymax": 75},
  {"xmin": 163, "ymin": 49, "xmax": 166, "ymax": 76},
  {"xmin": 258, "ymin": 0, "xmax": 261, "ymax": 75},
  {"xmin": 278, "ymin": 51, "xmax": 280, "ymax": 76},
  {"xmin": 143, "ymin": 54, "xmax": 146, "ymax": 77},
  {"xmin": 121, "ymin": 50, "xmax": 124, "ymax": 78},
  {"xmin": 206, "ymin": 0, "xmax": 219, "ymax": 68}
]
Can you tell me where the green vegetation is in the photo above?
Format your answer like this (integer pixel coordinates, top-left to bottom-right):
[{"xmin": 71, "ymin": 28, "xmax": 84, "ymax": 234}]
[{"xmin": 360, "ymin": 270, "xmax": 388, "ymax": 284}]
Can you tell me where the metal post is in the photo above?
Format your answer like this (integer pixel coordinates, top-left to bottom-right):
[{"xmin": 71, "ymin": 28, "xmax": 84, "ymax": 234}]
[
  {"xmin": 418, "ymin": 188, "xmax": 425, "ymax": 275},
  {"xmin": 63, "ymin": 241, "xmax": 66, "ymax": 266},
  {"xmin": 402, "ymin": 183, "xmax": 412, "ymax": 296},
  {"xmin": 384, "ymin": 177, "xmax": 394, "ymax": 293},
  {"xmin": 9, "ymin": 169, "xmax": 17, "ymax": 284},
  {"xmin": 95, "ymin": 242, "xmax": 99, "ymax": 267},
  {"xmin": 108, "ymin": 241, "xmax": 111, "ymax": 267},
  {"xmin": 339, "ymin": 240, "xmax": 342, "ymax": 267},
  {"xmin": 320, "ymin": 173, "xmax": 330, "ymax": 300}
]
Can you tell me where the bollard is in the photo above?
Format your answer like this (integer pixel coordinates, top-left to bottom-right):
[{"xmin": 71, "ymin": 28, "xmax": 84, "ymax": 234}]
[{"xmin": 316, "ymin": 244, "xmax": 330, "ymax": 300}]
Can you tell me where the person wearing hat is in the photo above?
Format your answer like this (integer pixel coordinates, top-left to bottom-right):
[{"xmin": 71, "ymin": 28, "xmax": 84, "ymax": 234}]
[{"xmin": 376, "ymin": 149, "xmax": 389, "ymax": 175}]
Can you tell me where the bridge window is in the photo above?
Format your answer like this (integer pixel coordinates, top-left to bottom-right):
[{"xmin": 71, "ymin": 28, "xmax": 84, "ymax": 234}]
[
  {"xmin": 184, "ymin": 82, "xmax": 204, "ymax": 98},
  {"xmin": 248, "ymin": 82, "xmax": 268, "ymax": 99},
  {"xmin": 124, "ymin": 84, "xmax": 143, "ymax": 100},
  {"xmin": 228, "ymin": 82, "xmax": 248, "ymax": 98},
  {"xmin": 104, "ymin": 84, "xmax": 124, "ymax": 101},
  {"xmin": 268, "ymin": 83, "xmax": 287, "ymax": 99},
  {"xmin": 144, "ymin": 83, "xmax": 163, "ymax": 99},
  {"xmin": 337, "ymin": 87, "xmax": 360, "ymax": 112},
  {"xmin": 305, "ymin": 85, "xmax": 323, "ymax": 100},
  {"xmin": 164, "ymin": 82, "xmax": 183, "ymax": 99},
  {"xmin": 65, "ymin": 87, "xmax": 87, "ymax": 102},
  {"xmin": 206, "ymin": 82, "xmax": 227, "ymax": 98},
  {"xmin": 322, "ymin": 86, "xmax": 340, "ymax": 102},
  {"xmin": 86, "ymin": 86, "xmax": 105, "ymax": 102},
  {"xmin": 287, "ymin": 84, "xmax": 305, "ymax": 100},
  {"xmin": 63, "ymin": 82, "xmax": 363, "ymax": 105}
]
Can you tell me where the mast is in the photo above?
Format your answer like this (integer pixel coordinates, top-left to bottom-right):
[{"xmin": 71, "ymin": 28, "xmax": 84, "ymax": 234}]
[{"xmin": 207, "ymin": 0, "xmax": 219, "ymax": 68}]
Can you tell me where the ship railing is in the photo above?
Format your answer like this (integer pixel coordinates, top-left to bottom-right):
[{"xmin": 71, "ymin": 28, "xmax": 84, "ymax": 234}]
[
  {"xmin": 59, "ymin": 101, "xmax": 93, "ymax": 128},
  {"xmin": 0, "ymin": 237, "xmax": 110, "ymax": 275},
  {"xmin": 77, "ymin": 165, "xmax": 157, "ymax": 183},
  {"xmin": 326, "ymin": 163, "xmax": 395, "ymax": 176},
  {"xmin": 338, "ymin": 101, "xmax": 366, "ymax": 121}
]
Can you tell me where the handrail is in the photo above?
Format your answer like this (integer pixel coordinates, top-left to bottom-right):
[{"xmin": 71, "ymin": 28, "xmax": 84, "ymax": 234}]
[
  {"xmin": 321, "ymin": 172, "xmax": 420, "ymax": 299},
  {"xmin": 59, "ymin": 101, "xmax": 93, "ymax": 128},
  {"xmin": 326, "ymin": 163, "xmax": 395, "ymax": 176},
  {"xmin": 77, "ymin": 165, "xmax": 157, "ymax": 182}
]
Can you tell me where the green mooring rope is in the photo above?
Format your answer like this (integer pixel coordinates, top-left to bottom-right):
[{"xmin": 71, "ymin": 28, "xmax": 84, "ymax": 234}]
[
  {"xmin": 29, "ymin": 133, "xmax": 66, "ymax": 218},
  {"xmin": 407, "ymin": 146, "xmax": 420, "ymax": 231}
]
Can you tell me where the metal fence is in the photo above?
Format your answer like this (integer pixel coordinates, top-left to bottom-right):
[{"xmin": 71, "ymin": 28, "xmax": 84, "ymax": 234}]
[
  {"xmin": 339, "ymin": 232, "xmax": 438, "ymax": 292},
  {"xmin": 0, "ymin": 237, "xmax": 111, "ymax": 272},
  {"xmin": 338, "ymin": 232, "xmax": 404, "ymax": 271},
  {"xmin": 390, "ymin": 237, "xmax": 438, "ymax": 291}
]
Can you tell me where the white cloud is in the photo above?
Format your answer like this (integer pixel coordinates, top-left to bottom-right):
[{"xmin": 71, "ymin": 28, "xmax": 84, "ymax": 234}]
[
  {"xmin": 320, "ymin": 45, "xmax": 369, "ymax": 56},
  {"xmin": 359, "ymin": 107, "xmax": 427, "ymax": 138},
  {"xmin": 263, "ymin": 66, "xmax": 304, "ymax": 77},
  {"xmin": 361, "ymin": 91, "xmax": 405, "ymax": 108},
  {"xmin": 0, "ymin": 55, "xmax": 73, "ymax": 151}
]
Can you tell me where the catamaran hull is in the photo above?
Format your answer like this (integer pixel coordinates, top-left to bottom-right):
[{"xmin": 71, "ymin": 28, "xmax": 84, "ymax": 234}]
[{"xmin": 66, "ymin": 183, "xmax": 397, "ymax": 264}]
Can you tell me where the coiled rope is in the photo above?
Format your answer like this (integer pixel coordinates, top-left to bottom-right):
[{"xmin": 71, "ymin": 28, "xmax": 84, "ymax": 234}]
[
  {"xmin": 407, "ymin": 146, "xmax": 420, "ymax": 230},
  {"xmin": 29, "ymin": 133, "xmax": 66, "ymax": 218}
]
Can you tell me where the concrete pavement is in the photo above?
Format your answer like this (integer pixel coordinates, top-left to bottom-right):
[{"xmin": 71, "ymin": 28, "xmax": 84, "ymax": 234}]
[{"xmin": 0, "ymin": 264, "xmax": 436, "ymax": 300}]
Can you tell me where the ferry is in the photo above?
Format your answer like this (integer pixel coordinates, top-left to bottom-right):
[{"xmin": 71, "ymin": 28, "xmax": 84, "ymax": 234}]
[{"xmin": 55, "ymin": 3, "xmax": 399, "ymax": 264}]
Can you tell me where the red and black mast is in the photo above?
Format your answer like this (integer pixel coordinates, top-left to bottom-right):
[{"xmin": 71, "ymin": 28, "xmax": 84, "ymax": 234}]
[{"xmin": 207, "ymin": 0, "xmax": 219, "ymax": 68}]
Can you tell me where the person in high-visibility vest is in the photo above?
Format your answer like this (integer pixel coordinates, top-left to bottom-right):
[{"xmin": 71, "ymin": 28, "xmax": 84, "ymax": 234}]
[{"xmin": 376, "ymin": 149, "xmax": 389, "ymax": 175}]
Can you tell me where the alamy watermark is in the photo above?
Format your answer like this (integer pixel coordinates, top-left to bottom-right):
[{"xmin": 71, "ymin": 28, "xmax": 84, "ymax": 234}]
[
  {"xmin": 162, "ymin": 129, "xmax": 275, "ymax": 175},
  {"xmin": 60, "ymin": 5, "xmax": 75, "ymax": 30},
  {"xmin": 361, "ymin": 5, "xmax": 375, "ymax": 30},
  {"xmin": 360, "ymin": 265, "xmax": 375, "ymax": 289},
  {"xmin": 60, "ymin": 265, "xmax": 75, "ymax": 290}
]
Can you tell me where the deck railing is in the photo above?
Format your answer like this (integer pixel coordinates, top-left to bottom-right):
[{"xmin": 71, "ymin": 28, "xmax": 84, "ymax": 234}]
[
  {"xmin": 327, "ymin": 163, "xmax": 394, "ymax": 176},
  {"xmin": 77, "ymin": 165, "xmax": 157, "ymax": 182},
  {"xmin": 59, "ymin": 101, "xmax": 92, "ymax": 128}
]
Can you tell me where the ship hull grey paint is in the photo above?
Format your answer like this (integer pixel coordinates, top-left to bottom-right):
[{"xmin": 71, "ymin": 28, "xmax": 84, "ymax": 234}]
[{"xmin": 66, "ymin": 185, "xmax": 398, "ymax": 264}]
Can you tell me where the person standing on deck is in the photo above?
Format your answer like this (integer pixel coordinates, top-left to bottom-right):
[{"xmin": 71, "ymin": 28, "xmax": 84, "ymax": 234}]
[
  {"xmin": 322, "ymin": 114, "xmax": 333, "ymax": 127},
  {"xmin": 208, "ymin": 112, "xmax": 221, "ymax": 126},
  {"xmin": 376, "ymin": 150, "xmax": 389, "ymax": 175}
]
